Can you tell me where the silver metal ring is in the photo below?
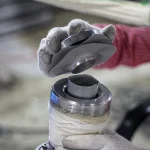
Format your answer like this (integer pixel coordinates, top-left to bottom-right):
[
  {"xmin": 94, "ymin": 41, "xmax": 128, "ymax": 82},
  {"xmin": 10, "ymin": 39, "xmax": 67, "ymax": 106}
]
[
  {"xmin": 50, "ymin": 77, "xmax": 112, "ymax": 116},
  {"xmin": 71, "ymin": 56, "xmax": 96, "ymax": 74}
]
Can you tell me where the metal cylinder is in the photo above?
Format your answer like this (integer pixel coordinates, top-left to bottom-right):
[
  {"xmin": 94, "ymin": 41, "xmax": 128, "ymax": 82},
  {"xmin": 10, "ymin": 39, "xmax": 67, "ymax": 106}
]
[
  {"xmin": 50, "ymin": 74, "xmax": 112, "ymax": 116},
  {"xmin": 67, "ymin": 74, "xmax": 99, "ymax": 99}
]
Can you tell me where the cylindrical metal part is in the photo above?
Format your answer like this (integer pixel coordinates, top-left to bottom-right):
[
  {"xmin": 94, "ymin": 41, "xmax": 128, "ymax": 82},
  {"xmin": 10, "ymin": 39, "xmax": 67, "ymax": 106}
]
[
  {"xmin": 67, "ymin": 74, "xmax": 99, "ymax": 99},
  {"xmin": 50, "ymin": 74, "xmax": 112, "ymax": 116},
  {"xmin": 71, "ymin": 57, "xmax": 96, "ymax": 74}
]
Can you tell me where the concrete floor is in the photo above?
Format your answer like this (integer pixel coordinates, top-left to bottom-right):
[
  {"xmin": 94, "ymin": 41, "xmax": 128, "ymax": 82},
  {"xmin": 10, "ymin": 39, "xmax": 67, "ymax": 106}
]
[{"xmin": 0, "ymin": 8, "xmax": 150, "ymax": 150}]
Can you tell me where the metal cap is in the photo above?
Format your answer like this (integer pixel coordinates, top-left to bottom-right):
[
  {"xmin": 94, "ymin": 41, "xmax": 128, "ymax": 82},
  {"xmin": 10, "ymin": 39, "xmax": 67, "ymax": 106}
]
[{"xmin": 50, "ymin": 75, "xmax": 112, "ymax": 116}]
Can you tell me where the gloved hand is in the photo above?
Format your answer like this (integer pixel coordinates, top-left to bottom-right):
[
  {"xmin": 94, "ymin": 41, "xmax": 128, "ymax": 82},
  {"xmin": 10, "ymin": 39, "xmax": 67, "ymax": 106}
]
[
  {"xmin": 61, "ymin": 129, "xmax": 146, "ymax": 150},
  {"xmin": 37, "ymin": 19, "xmax": 116, "ymax": 76}
]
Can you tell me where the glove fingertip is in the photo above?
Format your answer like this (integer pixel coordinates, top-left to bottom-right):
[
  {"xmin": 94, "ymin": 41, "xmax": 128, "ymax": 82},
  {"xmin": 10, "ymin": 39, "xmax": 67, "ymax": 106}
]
[
  {"xmin": 46, "ymin": 27, "xmax": 67, "ymax": 54},
  {"xmin": 63, "ymin": 135, "xmax": 104, "ymax": 150},
  {"xmin": 101, "ymin": 24, "xmax": 116, "ymax": 41},
  {"xmin": 67, "ymin": 19, "xmax": 90, "ymax": 36},
  {"xmin": 62, "ymin": 136, "xmax": 74, "ymax": 148},
  {"xmin": 46, "ymin": 37, "xmax": 61, "ymax": 55}
]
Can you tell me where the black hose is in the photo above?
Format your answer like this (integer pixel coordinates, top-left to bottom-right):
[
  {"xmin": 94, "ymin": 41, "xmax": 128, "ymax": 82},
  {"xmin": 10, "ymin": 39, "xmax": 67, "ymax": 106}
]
[{"xmin": 116, "ymin": 99, "xmax": 150, "ymax": 140}]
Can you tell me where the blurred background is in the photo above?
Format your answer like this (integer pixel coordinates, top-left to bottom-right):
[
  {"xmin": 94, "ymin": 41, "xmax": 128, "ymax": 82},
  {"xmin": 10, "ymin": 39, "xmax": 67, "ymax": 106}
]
[{"xmin": 0, "ymin": 0, "xmax": 150, "ymax": 150}]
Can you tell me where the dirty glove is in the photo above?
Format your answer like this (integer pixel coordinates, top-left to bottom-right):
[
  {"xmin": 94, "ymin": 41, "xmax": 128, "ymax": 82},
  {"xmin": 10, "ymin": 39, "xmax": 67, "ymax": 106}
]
[
  {"xmin": 37, "ymin": 19, "xmax": 116, "ymax": 77},
  {"xmin": 61, "ymin": 129, "xmax": 147, "ymax": 150}
]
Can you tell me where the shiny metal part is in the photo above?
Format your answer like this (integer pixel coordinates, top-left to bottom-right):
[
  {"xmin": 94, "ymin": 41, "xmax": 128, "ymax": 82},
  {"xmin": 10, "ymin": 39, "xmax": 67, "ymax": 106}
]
[
  {"xmin": 50, "ymin": 75, "xmax": 112, "ymax": 116},
  {"xmin": 71, "ymin": 56, "xmax": 96, "ymax": 74},
  {"xmin": 50, "ymin": 43, "xmax": 116, "ymax": 77},
  {"xmin": 67, "ymin": 74, "xmax": 99, "ymax": 99},
  {"xmin": 36, "ymin": 142, "xmax": 54, "ymax": 150},
  {"xmin": 49, "ymin": 31, "xmax": 116, "ymax": 77},
  {"xmin": 61, "ymin": 30, "xmax": 94, "ymax": 49}
]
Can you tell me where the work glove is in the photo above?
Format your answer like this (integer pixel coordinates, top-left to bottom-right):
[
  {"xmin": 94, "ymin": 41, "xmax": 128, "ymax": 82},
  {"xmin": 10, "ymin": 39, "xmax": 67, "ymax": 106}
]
[
  {"xmin": 37, "ymin": 19, "xmax": 116, "ymax": 76},
  {"xmin": 61, "ymin": 129, "xmax": 147, "ymax": 150}
]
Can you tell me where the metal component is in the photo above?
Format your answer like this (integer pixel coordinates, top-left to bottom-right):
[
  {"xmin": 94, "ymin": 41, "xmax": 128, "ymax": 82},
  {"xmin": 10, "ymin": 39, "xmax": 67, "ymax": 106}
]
[
  {"xmin": 67, "ymin": 74, "xmax": 99, "ymax": 99},
  {"xmin": 61, "ymin": 30, "xmax": 94, "ymax": 49},
  {"xmin": 36, "ymin": 142, "xmax": 54, "ymax": 150},
  {"xmin": 48, "ymin": 32, "xmax": 116, "ymax": 77},
  {"xmin": 71, "ymin": 57, "xmax": 96, "ymax": 74},
  {"xmin": 49, "ymin": 43, "xmax": 116, "ymax": 77},
  {"xmin": 50, "ymin": 75, "xmax": 112, "ymax": 116}
]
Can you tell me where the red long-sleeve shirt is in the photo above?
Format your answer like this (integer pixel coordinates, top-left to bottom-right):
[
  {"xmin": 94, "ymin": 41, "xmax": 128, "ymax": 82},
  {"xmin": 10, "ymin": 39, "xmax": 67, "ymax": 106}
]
[{"xmin": 94, "ymin": 24, "xmax": 150, "ymax": 69}]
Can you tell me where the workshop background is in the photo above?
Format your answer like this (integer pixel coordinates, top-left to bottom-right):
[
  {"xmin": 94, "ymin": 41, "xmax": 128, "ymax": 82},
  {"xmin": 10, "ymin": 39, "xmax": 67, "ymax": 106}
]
[{"xmin": 0, "ymin": 0, "xmax": 150, "ymax": 150}]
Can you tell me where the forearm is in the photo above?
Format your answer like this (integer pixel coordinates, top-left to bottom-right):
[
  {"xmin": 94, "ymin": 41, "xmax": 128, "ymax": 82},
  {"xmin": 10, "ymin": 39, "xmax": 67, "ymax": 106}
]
[{"xmin": 94, "ymin": 24, "xmax": 150, "ymax": 68}]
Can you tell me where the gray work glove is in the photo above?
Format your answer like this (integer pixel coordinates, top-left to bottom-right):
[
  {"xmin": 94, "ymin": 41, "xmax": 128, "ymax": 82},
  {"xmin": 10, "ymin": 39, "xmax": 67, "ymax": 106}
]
[
  {"xmin": 37, "ymin": 19, "xmax": 116, "ymax": 77},
  {"xmin": 61, "ymin": 129, "xmax": 147, "ymax": 150}
]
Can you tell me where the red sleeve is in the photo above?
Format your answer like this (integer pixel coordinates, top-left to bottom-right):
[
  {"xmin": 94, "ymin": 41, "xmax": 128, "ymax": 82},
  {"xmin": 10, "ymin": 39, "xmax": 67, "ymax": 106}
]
[{"xmin": 93, "ymin": 24, "xmax": 150, "ymax": 69}]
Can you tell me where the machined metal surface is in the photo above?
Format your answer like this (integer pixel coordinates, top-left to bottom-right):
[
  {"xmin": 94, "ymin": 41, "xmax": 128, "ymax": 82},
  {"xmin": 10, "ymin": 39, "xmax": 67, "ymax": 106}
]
[
  {"xmin": 50, "ymin": 75, "xmax": 112, "ymax": 116},
  {"xmin": 71, "ymin": 56, "xmax": 96, "ymax": 74},
  {"xmin": 49, "ymin": 30, "xmax": 116, "ymax": 77},
  {"xmin": 67, "ymin": 74, "xmax": 99, "ymax": 99},
  {"xmin": 61, "ymin": 30, "xmax": 95, "ymax": 49}
]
